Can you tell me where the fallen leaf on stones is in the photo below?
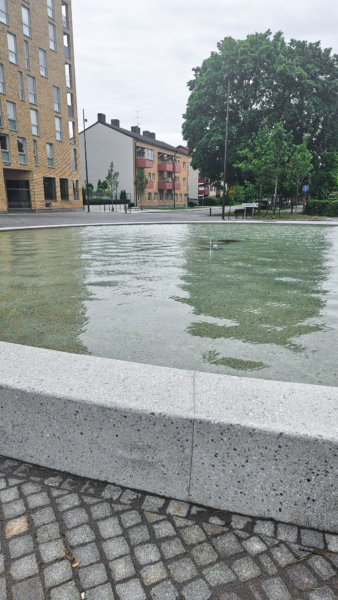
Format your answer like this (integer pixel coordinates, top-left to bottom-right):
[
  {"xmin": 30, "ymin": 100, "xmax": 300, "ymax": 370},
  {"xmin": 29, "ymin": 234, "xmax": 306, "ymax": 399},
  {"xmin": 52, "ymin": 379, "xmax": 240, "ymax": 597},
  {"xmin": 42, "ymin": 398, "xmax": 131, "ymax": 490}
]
[{"xmin": 72, "ymin": 561, "xmax": 81, "ymax": 568}]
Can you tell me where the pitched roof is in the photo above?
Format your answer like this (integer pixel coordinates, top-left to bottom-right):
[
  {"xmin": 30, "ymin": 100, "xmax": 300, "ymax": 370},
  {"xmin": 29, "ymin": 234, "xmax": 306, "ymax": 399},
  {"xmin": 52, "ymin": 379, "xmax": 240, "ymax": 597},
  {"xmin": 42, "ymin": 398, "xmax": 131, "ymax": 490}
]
[{"xmin": 82, "ymin": 120, "xmax": 188, "ymax": 156}]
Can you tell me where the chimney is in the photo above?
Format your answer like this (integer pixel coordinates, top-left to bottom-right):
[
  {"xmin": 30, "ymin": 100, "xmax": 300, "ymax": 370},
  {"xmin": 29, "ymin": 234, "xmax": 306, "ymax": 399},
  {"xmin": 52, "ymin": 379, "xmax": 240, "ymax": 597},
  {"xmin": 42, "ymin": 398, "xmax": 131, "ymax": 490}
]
[
  {"xmin": 97, "ymin": 113, "xmax": 106, "ymax": 124},
  {"xmin": 111, "ymin": 119, "xmax": 120, "ymax": 127},
  {"xmin": 143, "ymin": 131, "xmax": 156, "ymax": 139},
  {"xmin": 131, "ymin": 126, "xmax": 140, "ymax": 134}
]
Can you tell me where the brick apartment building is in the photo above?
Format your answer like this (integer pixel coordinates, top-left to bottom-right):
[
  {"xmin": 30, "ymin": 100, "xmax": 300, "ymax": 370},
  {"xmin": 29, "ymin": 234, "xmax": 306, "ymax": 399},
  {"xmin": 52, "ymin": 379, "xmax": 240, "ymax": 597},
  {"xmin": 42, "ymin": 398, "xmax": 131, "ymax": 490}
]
[
  {"xmin": 0, "ymin": 0, "xmax": 82, "ymax": 212},
  {"xmin": 176, "ymin": 145, "xmax": 221, "ymax": 202},
  {"xmin": 79, "ymin": 115, "xmax": 189, "ymax": 207}
]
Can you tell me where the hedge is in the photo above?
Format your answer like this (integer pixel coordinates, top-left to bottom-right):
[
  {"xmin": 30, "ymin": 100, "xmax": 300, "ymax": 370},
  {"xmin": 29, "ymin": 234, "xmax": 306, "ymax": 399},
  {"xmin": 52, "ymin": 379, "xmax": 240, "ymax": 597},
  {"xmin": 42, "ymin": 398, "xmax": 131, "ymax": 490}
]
[
  {"xmin": 200, "ymin": 196, "xmax": 236, "ymax": 206},
  {"xmin": 305, "ymin": 199, "xmax": 338, "ymax": 217},
  {"xmin": 83, "ymin": 198, "xmax": 130, "ymax": 205}
]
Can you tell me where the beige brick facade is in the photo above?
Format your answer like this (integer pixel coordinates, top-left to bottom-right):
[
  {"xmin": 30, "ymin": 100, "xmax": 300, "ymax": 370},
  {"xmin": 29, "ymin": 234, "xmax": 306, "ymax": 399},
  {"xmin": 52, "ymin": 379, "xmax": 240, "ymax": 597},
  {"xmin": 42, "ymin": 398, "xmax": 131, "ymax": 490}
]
[{"xmin": 0, "ymin": 0, "xmax": 82, "ymax": 211}]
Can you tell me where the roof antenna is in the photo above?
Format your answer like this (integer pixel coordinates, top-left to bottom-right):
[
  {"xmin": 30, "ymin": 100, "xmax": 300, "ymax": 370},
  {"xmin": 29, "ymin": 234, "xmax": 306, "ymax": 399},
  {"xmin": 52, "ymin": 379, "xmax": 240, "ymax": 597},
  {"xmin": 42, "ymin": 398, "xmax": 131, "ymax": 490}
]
[{"xmin": 134, "ymin": 110, "xmax": 143, "ymax": 127}]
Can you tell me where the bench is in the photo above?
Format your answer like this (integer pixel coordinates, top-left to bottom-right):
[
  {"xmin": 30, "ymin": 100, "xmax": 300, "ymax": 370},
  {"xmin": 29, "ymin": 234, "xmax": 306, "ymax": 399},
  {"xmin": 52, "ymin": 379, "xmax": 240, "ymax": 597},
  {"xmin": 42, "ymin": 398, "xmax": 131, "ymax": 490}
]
[{"xmin": 234, "ymin": 207, "xmax": 255, "ymax": 219}]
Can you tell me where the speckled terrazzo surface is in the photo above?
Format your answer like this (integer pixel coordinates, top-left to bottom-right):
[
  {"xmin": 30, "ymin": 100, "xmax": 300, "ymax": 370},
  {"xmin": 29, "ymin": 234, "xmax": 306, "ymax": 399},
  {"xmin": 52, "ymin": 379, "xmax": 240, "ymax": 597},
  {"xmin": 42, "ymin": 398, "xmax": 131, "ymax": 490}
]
[{"xmin": 0, "ymin": 223, "xmax": 338, "ymax": 386}]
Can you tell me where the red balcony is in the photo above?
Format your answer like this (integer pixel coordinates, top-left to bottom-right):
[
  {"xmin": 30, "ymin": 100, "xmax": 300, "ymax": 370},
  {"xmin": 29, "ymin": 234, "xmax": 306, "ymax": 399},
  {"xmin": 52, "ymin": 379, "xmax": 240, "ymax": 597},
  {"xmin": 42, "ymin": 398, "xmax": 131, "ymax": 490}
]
[
  {"xmin": 216, "ymin": 190, "xmax": 221, "ymax": 197},
  {"xmin": 136, "ymin": 158, "xmax": 154, "ymax": 168},
  {"xmin": 146, "ymin": 180, "xmax": 154, "ymax": 188},
  {"xmin": 204, "ymin": 187, "xmax": 210, "ymax": 196},
  {"xmin": 158, "ymin": 162, "xmax": 181, "ymax": 173},
  {"xmin": 199, "ymin": 178, "xmax": 206, "ymax": 184},
  {"xmin": 158, "ymin": 182, "xmax": 180, "ymax": 190}
]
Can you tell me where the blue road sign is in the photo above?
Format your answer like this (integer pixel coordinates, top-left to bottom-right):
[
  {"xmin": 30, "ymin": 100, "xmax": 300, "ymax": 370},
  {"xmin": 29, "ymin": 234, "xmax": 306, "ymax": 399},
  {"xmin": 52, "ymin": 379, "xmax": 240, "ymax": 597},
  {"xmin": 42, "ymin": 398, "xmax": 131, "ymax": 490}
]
[{"xmin": 302, "ymin": 185, "xmax": 309, "ymax": 192}]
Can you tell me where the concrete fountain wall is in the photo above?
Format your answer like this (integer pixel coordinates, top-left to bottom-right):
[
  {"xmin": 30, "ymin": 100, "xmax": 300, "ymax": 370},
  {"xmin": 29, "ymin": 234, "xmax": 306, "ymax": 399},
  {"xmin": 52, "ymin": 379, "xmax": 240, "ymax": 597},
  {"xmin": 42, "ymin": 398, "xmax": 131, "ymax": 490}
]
[{"xmin": 0, "ymin": 341, "xmax": 337, "ymax": 532}]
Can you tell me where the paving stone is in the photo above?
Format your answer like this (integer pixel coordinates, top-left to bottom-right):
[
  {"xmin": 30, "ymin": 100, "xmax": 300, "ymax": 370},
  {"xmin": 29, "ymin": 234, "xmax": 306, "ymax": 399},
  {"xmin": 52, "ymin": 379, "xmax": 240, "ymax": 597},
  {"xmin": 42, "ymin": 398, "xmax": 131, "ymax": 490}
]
[
  {"xmin": 86, "ymin": 583, "xmax": 115, "ymax": 600},
  {"xmin": 63, "ymin": 508, "xmax": 89, "ymax": 529},
  {"xmin": 121, "ymin": 510, "xmax": 142, "ymax": 528},
  {"xmin": 180, "ymin": 525, "xmax": 206, "ymax": 545},
  {"xmin": 120, "ymin": 489, "xmax": 139, "ymax": 504},
  {"xmin": 79, "ymin": 563, "xmax": 107, "ymax": 588},
  {"xmin": 235, "ymin": 530, "xmax": 250, "ymax": 539},
  {"xmin": 166, "ymin": 500, "xmax": 190, "ymax": 517},
  {"xmin": 140, "ymin": 560, "xmax": 167, "ymax": 585},
  {"xmin": 12, "ymin": 577, "xmax": 44, "ymax": 600},
  {"xmin": 172, "ymin": 516, "xmax": 193, "ymax": 528},
  {"xmin": 9, "ymin": 534, "xmax": 34, "ymax": 559},
  {"xmin": 21, "ymin": 482, "xmax": 42, "ymax": 496},
  {"xmin": 62, "ymin": 478, "xmax": 79, "ymax": 491},
  {"xmin": 0, "ymin": 479, "xmax": 6, "ymax": 491},
  {"xmin": 286, "ymin": 564, "xmax": 318, "ymax": 590},
  {"xmin": 168, "ymin": 557, "xmax": 198, "ymax": 582},
  {"xmin": 202, "ymin": 523, "xmax": 228, "ymax": 536},
  {"xmin": 27, "ymin": 491, "xmax": 50, "ymax": 509},
  {"xmin": 254, "ymin": 520, "xmax": 275, "ymax": 537},
  {"xmin": 145, "ymin": 511, "xmax": 166, "ymax": 523},
  {"xmin": 212, "ymin": 533, "xmax": 243, "ymax": 557},
  {"xmin": 277, "ymin": 524, "xmax": 298, "ymax": 543},
  {"xmin": 161, "ymin": 537, "xmax": 186, "ymax": 559},
  {"xmin": 309, "ymin": 587, "xmax": 337, "ymax": 600},
  {"xmin": 262, "ymin": 577, "xmax": 292, "ymax": 600},
  {"xmin": 3, "ymin": 499, "xmax": 25, "ymax": 519},
  {"xmin": 127, "ymin": 525, "xmax": 150, "ymax": 545},
  {"xmin": 150, "ymin": 580, "xmax": 179, "ymax": 600},
  {"xmin": 231, "ymin": 515, "xmax": 252, "ymax": 530},
  {"xmin": 0, "ymin": 578, "xmax": 5, "ymax": 600},
  {"xmin": 261, "ymin": 535, "xmax": 279, "ymax": 547},
  {"xmin": 44, "ymin": 475, "xmax": 64, "ymax": 487},
  {"xmin": 182, "ymin": 578, "xmax": 212, "ymax": 600},
  {"xmin": 142, "ymin": 495, "xmax": 165, "ymax": 513},
  {"xmin": 308, "ymin": 556, "xmax": 336, "ymax": 580},
  {"xmin": 90, "ymin": 502, "xmax": 112, "ymax": 520},
  {"xmin": 219, "ymin": 595, "xmax": 242, "ymax": 600},
  {"xmin": 98, "ymin": 517, "xmax": 122, "ymax": 539},
  {"xmin": 56, "ymin": 494, "xmax": 80, "ymax": 511},
  {"xmin": 50, "ymin": 581, "xmax": 80, "ymax": 599},
  {"xmin": 32, "ymin": 507, "xmax": 56, "ymax": 527},
  {"xmin": 101, "ymin": 484, "xmax": 122, "ymax": 501},
  {"xmin": 110, "ymin": 555, "xmax": 135, "ymax": 581},
  {"xmin": 326, "ymin": 534, "xmax": 338, "ymax": 552},
  {"xmin": 209, "ymin": 516, "xmax": 225, "ymax": 525},
  {"xmin": 39, "ymin": 539, "xmax": 66, "ymax": 563},
  {"xmin": 271, "ymin": 544, "xmax": 296, "ymax": 567},
  {"xmin": 116, "ymin": 578, "xmax": 146, "ymax": 600},
  {"xmin": 11, "ymin": 554, "xmax": 39, "ymax": 580},
  {"xmin": 300, "ymin": 529, "xmax": 325, "ymax": 548},
  {"xmin": 191, "ymin": 542, "xmax": 218, "ymax": 566},
  {"xmin": 44, "ymin": 559, "xmax": 73, "ymax": 588},
  {"xmin": 51, "ymin": 488, "xmax": 68, "ymax": 498},
  {"xmin": 134, "ymin": 543, "xmax": 161, "ymax": 565},
  {"xmin": 36, "ymin": 522, "xmax": 60, "ymax": 543},
  {"xmin": 259, "ymin": 553, "xmax": 279, "ymax": 575},
  {"xmin": 153, "ymin": 520, "xmax": 176, "ymax": 539},
  {"xmin": 232, "ymin": 557, "xmax": 261, "ymax": 582},
  {"xmin": 73, "ymin": 542, "xmax": 100, "ymax": 567},
  {"xmin": 83, "ymin": 495, "xmax": 101, "ymax": 505},
  {"xmin": 203, "ymin": 562, "xmax": 237, "ymax": 585},
  {"xmin": 67, "ymin": 524, "xmax": 95, "ymax": 546},
  {"xmin": 0, "ymin": 486, "xmax": 19, "ymax": 503},
  {"xmin": 242, "ymin": 536, "xmax": 267, "ymax": 555},
  {"xmin": 102, "ymin": 537, "xmax": 130, "ymax": 560}
]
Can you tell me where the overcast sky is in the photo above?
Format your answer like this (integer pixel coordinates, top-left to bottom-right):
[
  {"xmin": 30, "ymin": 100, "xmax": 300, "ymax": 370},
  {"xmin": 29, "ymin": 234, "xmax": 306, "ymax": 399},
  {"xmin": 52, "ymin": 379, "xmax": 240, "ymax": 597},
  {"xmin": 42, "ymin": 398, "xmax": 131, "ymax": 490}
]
[{"xmin": 72, "ymin": 0, "xmax": 337, "ymax": 147}]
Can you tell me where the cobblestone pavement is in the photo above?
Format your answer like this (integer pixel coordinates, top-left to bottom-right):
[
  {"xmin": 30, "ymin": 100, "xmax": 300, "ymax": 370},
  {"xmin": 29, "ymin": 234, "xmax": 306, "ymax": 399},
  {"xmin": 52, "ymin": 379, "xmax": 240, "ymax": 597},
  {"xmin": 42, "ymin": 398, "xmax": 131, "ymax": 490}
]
[{"xmin": 0, "ymin": 456, "xmax": 337, "ymax": 600}]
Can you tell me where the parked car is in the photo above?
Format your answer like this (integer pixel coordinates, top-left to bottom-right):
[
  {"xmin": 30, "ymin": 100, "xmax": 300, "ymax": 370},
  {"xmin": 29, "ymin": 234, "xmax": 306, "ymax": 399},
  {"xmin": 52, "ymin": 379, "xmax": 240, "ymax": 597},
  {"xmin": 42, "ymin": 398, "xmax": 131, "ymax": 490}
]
[{"xmin": 188, "ymin": 199, "xmax": 199, "ymax": 207}]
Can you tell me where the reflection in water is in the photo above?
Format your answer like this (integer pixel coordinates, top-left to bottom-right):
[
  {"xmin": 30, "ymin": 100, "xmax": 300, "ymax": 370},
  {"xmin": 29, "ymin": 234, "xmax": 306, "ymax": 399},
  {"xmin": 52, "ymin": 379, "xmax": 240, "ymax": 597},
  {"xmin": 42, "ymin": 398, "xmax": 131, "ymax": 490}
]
[{"xmin": 0, "ymin": 224, "xmax": 337, "ymax": 386}]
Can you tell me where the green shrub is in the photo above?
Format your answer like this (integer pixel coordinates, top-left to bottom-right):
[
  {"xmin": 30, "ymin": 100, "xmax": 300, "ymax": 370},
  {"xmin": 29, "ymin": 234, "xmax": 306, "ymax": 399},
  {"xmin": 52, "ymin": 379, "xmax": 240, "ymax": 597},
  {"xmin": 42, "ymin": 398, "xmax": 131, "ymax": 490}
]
[{"xmin": 305, "ymin": 199, "xmax": 338, "ymax": 216}]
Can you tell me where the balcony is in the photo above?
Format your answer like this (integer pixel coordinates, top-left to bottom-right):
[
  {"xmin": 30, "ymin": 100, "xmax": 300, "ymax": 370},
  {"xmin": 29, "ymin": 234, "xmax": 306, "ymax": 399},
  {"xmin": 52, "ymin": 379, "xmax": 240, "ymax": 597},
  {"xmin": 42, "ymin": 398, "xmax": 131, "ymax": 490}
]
[
  {"xmin": 136, "ymin": 158, "xmax": 154, "ymax": 168},
  {"xmin": 146, "ymin": 180, "xmax": 154, "ymax": 188},
  {"xmin": 158, "ymin": 162, "xmax": 181, "ymax": 173},
  {"xmin": 158, "ymin": 181, "xmax": 180, "ymax": 190}
]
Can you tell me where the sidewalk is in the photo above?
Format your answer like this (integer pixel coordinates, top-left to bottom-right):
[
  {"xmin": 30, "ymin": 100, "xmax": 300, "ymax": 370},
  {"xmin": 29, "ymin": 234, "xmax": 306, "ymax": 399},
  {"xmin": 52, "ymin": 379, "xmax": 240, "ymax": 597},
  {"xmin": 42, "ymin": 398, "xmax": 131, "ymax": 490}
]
[{"xmin": 0, "ymin": 456, "xmax": 336, "ymax": 600}]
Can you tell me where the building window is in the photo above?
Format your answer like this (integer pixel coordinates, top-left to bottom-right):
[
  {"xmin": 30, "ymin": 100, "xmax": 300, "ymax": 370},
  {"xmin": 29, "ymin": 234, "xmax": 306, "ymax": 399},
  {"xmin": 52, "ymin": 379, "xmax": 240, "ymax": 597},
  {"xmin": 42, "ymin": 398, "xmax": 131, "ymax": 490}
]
[
  {"xmin": 39, "ymin": 49, "xmax": 48, "ymax": 77},
  {"xmin": 148, "ymin": 172, "xmax": 151, "ymax": 180},
  {"xmin": 183, "ymin": 178, "xmax": 186, "ymax": 185},
  {"xmin": 44, "ymin": 177, "xmax": 56, "ymax": 201},
  {"xmin": 33, "ymin": 139, "xmax": 38, "ymax": 165},
  {"xmin": 148, "ymin": 192, "xmax": 151, "ymax": 203},
  {"xmin": 67, "ymin": 92, "xmax": 73, "ymax": 117},
  {"xmin": 63, "ymin": 33, "xmax": 70, "ymax": 59},
  {"xmin": 0, "ymin": 101, "xmax": 3, "ymax": 128},
  {"xmin": 7, "ymin": 101, "xmax": 17, "ymax": 130},
  {"xmin": 60, "ymin": 178, "xmax": 69, "ymax": 200},
  {"xmin": 72, "ymin": 179, "xmax": 79, "ymax": 200},
  {"xmin": 0, "ymin": 133, "xmax": 10, "ymax": 162},
  {"xmin": 179, "ymin": 194, "xmax": 182, "ymax": 202},
  {"xmin": 0, "ymin": 64, "xmax": 5, "ymax": 94},
  {"xmin": 65, "ymin": 63, "xmax": 71, "ymax": 88},
  {"xmin": 183, "ymin": 162, "xmax": 186, "ymax": 169},
  {"xmin": 68, "ymin": 120, "xmax": 74, "ymax": 143},
  {"xmin": 24, "ymin": 40, "xmax": 30, "ymax": 69},
  {"xmin": 52, "ymin": 86, "xmax": 61, "ymax": 112},
  {"xmin": 7, "ymin": 33, "xmax": 18, "ymax": 65},
  {"xmin": 17, "ymin": 137, "xmax": 27, "ymax": 165},
  {"xmin": 46, "ymin": 143, "xmax": 54, "ymax": 167},
  {"xmin": 30, "ymin": 109, "xmax": 39, "ymax": 135},
  {"xmin": 0, "ymin": 0, "xmax": 8, "ymax": 25},
  {"xmin": 48, "ymin": 23, "xmax": 57, "ymax": 51},
  {"xmin": 62, "ymin": 1, "xmax": 68, "ymax": 28},
  {"xmin": 22, "ymin": 6, "xmax": 32, "ymax": 37},
  {"xmin": 70, "ymin": 147, "xmax": 77, "ymax": 170},
  {"xmin": 18, "ymin": 72, "xmax": 25, "ymax": 100},
  {"xmin": 27, "ymin": 75, "xmax": 36, "ymax": 104},
  {"xmin": 154, "ymin": 193, "xmax": 157, "ymax": 202},
  {"xmin": 55, "ymin": 116, "xmax": 62, "ymax": 141},
  {"xmin": 47, "ymin": 0, "xmax": 54, "ymax": 19}
]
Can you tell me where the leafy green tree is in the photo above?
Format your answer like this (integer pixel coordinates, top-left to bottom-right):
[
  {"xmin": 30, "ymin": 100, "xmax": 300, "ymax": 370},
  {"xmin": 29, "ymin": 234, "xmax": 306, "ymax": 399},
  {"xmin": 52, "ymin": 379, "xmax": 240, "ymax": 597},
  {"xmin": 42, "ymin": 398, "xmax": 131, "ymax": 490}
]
[
  {"xmin": 182, "ymin": 30, "xmax": 338, "ymax": 196},
  {"xmin": 134, "ymin": 169, "xmax": 148, "ymax": 208},
  {"xmin": 106, "ymin": 162, "xmax": 119, "ymax": 199},
  {"xmin": 285, "ymin": 135, "xmax": 313, "ymax": 204}
]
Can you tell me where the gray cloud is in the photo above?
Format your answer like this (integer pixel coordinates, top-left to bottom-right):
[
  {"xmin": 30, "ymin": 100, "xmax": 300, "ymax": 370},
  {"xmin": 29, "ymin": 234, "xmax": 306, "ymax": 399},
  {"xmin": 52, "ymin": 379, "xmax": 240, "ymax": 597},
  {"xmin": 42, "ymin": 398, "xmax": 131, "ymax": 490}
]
[{"xmin": 73, "ymin": 0, "xmax": 338, "ymax": 146}]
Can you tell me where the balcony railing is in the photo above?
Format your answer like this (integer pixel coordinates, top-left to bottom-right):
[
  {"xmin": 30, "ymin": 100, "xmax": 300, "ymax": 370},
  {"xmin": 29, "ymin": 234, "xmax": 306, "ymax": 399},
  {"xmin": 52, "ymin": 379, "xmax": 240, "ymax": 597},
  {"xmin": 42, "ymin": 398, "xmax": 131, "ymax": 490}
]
[
  {"xmin": 158, "ymin": 162, "xmax": 181, "ymax": 173},
  {"xmin": 146, "ymin": 180, "xmax": 154, "ymax": 188},
  {"xmin": 136, "ymin": 158, "xmax": 154, "ymax": 168},
  {"xmin": 158, "ymin": 181, "xmax": 180, "ymax": 190}
]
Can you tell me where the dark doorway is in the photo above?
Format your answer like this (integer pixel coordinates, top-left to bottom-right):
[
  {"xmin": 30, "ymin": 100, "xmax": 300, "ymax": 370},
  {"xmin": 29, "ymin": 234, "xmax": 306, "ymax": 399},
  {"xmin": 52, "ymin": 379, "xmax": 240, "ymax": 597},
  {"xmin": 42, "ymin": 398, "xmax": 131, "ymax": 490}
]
[{"xmin": 6, "ymin": 180, "xmax": 31, "ymax": 209}]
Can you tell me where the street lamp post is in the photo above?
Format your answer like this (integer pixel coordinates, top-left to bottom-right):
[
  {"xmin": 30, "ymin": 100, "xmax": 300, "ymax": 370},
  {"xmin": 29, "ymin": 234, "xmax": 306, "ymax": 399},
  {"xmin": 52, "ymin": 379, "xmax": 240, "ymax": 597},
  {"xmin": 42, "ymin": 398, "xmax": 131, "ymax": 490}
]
[
  {"xmin": 172, "ymin": 151, "xmax": 177, "ymax": 209},
  {"xmin": 222, "ymin": 79, "xmax": 230, "ymax": 221},
  {"xmin": 83, "ymin": 109, "xmax": 90, "ymax": 213}
]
